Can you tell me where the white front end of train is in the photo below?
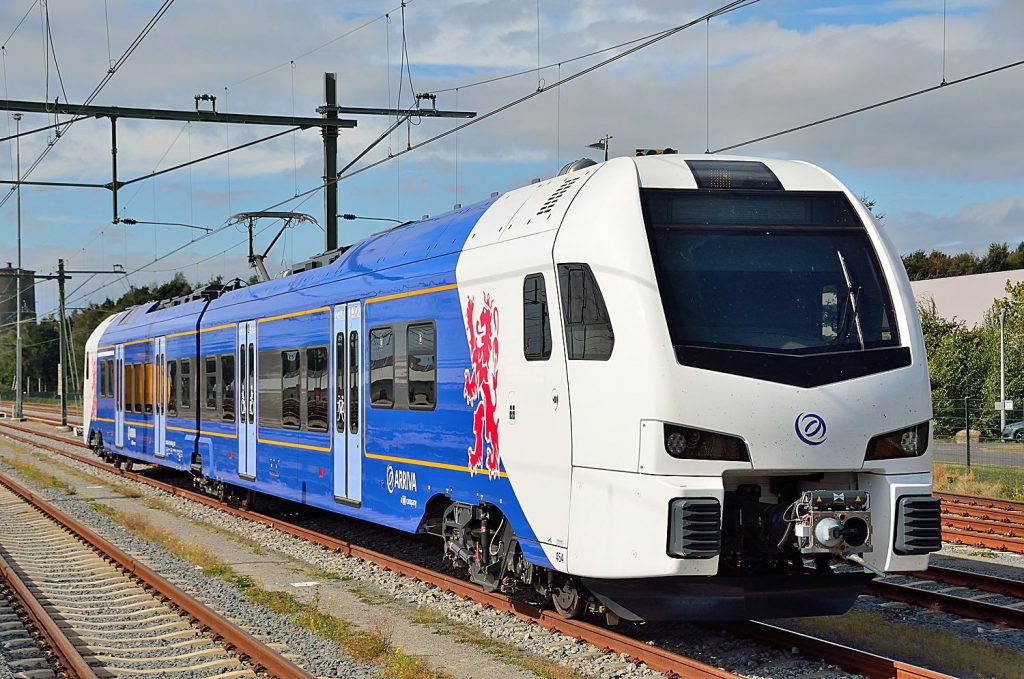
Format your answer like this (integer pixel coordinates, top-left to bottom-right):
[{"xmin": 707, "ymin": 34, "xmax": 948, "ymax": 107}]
[{"xmin": 458, "ymin": 154, "xmax": 939, "ymax": 620}]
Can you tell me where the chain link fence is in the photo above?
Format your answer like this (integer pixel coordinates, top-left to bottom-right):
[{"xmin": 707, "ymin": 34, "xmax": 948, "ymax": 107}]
[{"xmin": 932, "ymin": 397, "xmax": 1024, "ymax": 469}]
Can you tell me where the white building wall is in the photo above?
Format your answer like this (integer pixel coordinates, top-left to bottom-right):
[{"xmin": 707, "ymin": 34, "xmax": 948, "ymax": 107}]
[{"xmin": 911, "ymin": 270, "xmax": 1024, "ymax": 327}]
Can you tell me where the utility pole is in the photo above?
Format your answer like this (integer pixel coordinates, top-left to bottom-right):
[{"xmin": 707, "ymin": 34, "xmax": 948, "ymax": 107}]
[
  {"xmin": 13, "ymin": 112, "xmax": 24, "ymax": 421},
  {"xmin": 1000, "ymin": 307, "xmax": 1007, "ymax": 432},
  {"xmin": 321, "ymin": 73, "xmax": 339, "ymax": 252},
  {"xmin": 57, "ymin": 259, "xmax": 68, "ymax": 430}
]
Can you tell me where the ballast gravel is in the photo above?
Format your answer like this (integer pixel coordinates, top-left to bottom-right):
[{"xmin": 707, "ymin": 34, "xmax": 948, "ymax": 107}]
[{"xmin": 0, "ymin": 457, "xmax": 377, "ymax": 679}]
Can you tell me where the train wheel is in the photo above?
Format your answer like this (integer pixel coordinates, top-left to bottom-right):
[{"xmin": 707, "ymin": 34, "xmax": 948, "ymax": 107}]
[
  {"xmin": 241, "ymin": 490, "xmax": 255, "ymax": 511},
  {"xmin": 113, "ymin": 457, "xmax": 123, "ymax": 471},
  {"xmin": 551, "ymin": 580, "xmax": 586, "ymax": 619},
  {"xmin": 124, "ymin": 460, "xmax": 134, "ymax": 472},
  {"xmin": 216, "ymin": 483, "xmax": 228, "ymax": 504}
]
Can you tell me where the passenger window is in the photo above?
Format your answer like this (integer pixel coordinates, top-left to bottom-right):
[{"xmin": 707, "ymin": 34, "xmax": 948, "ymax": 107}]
[
  {"xmin": 281, "ymin": 350, "xmax": 301, "ymax": 429},
  {"xmin": 349, "ymin": 330, "xmax": 359, "ymax": 434},
  {"xmin": 180, "ymin": 359, "xmax": 192, "ymax": 410},
  {"xmin": 168, "ymin": 360, "xmax": 178, "ymax": 417},
  {"xmin": 407, "ymin": 323, "xmax": 436, "ymax": 409},
  {"xmin": 306, "ymin": 346, "xmax": 329, "ymax": 432},
  {"xmin": 99, "ymin": 360, "xmax": 107, "ymax": 397},
  {"xmin": 144, "ymin": 363, "xmax": 153, "ymax": 414},
  {"xmin": 523, "ymin": 274, "xmax": 552, "ymax": 361},
  {"xmin": 221, "ymin": 354, "xmax": 235, "ymax": 423},
  {"xmin": 135, "ymin": 364, "xmax": 145, "ymax": 413},
  {"xmin": 125, "ymin": 364, "xmax": 135, "ymax": 413},
  {"xmin": 336, "ymin": 334, "xmax": 345, "ymax": 433},
  {"xmin": 557, "ymin": 263, "xmax": 614, "ymax": 360},
  {"xmin": 369, "ymin": 327, "xmax": 394, "ymax": 408},
  {"xmin": 204, "ymin": 356, "xmax": 218, "ymax": 413}
]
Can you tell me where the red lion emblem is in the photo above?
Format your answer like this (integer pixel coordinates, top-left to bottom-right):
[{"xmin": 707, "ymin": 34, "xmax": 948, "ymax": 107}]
[{"xmin": 464, "ymin": 293, "xmax": 500, "ymax": 478}]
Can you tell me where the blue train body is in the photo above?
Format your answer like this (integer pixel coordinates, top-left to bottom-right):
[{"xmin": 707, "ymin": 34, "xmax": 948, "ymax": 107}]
[{"xmin": 84, "ymin": 197, "xmax": 554, "ymax": 565}]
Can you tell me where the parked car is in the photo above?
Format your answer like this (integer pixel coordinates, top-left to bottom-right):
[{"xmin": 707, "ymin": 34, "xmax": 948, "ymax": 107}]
[{"xmin": 1002, "ymin": 421, "xmax": 1024, "ymax": 441}]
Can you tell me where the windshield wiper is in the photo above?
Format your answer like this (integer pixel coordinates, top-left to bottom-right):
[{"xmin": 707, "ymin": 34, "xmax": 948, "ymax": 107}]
[{"xmin": 836, "ymin": 250, "xmax": 865, "ymax": 350}]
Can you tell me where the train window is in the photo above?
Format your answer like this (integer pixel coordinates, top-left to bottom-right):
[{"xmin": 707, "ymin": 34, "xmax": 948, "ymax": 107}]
[
  {"xmin": 204, "ymin": 356, "xmax": 218, "ymax": 414},
  {"xmin": 523, "ymin": 274, "xmax": 552, "ymax": 361},
  {"xmin": 135, "ymin": 364, "xmax": 145, "ymax": 413},
  {"xmin": 180, "ymin": 359, "xmax": 192, "ymax": 410},
  {"xmin": 99, "ymin": 360, "xmax": 107, "ymax": 397},
  {"xmin": 221, "ymin": 354, "xmax": 235, "ymax": 423},
  {"xmin": 281, "ymin": 350, "xmax": 301, "ymax": 429},
  {"xmin": 306, "ymin": 346, "xmax": 328, "ymax": 432},
  {"xmin": 557, "ymin": 263, "xmax": 615, "ymax": 360},
  {"xmin": 85, "ymin": 354, "xmax": 90, "ymax": 380},
  {"xmin": 407, "ymin": 323, "xmax": 436, "ymax": 409},
  {"xmin": 349, "ymin": 330, "xmax": 359, "ymax": 434},
  {"xmin": 103, "ymin": 360, "xmax": 111, "ymax": 397},
  {"xmin": 168, "ymin": 360, "xmax": 178, "ymax": 417},
  {"xmin": 335, "ymin": 334, "xmax": 345, "ymax": 433},
  {"xmin": 124, "ymin": 364, "xmax": 134, "ymax": 413},
  {"xmin": 144, "ymin": 363, "xmax": 153, "ymax": 414},
  {"xmin": 369, "ymin": 327, "xmax": 394, "ymax": 408}
]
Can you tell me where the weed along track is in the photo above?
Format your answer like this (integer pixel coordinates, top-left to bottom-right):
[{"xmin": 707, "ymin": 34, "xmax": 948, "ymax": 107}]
[{"xmin": 0, "ymin": 470, "xmax": 314, "ymax": 679}]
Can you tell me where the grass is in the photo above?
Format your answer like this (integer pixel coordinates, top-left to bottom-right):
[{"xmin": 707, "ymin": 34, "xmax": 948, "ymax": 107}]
[
  {"xmin": 27, "ymin": 451, "xmax": 144, "ymax": 498},
  {"xmin": 410, "ymin": 607, "xmax": 586, "ymax": 679},
  {"xmin": 933, "ymin": 462, "xmax": 1024, "ymax": 500},
  {"xmin": 784, "ymin": 609, "xmax": 1024, "ymax": 678},
  {"xmin": 1, "ymin": 454, "xmax": 77, "ymax": 494}
]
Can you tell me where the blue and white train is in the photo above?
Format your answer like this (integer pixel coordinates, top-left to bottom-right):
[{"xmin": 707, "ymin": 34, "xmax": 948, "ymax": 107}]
[{"xmin": 83, "ymin": 154, "xmax": 941, "ymax": 621}]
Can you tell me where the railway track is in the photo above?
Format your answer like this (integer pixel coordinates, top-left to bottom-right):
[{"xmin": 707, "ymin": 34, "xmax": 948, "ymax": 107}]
[
  {"xmin": 0, "ymin": 419, "xmax": 957, "ymax": 678},
  {"xmin": 0, "ymin": 468, "xmax": 314, "ymax": 679},
  {"xmin": 937, "ymin": 491, "xmax": 1024, "ymax": 554}
]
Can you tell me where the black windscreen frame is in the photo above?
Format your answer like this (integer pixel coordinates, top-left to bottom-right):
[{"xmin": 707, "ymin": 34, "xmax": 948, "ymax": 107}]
[{"xmin": 641, "ymin": 189, "xmax": 909, "ymax": 387}]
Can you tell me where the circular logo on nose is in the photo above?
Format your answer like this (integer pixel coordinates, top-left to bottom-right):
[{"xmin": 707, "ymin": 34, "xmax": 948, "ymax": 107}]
[{"xmin": 795, "ymin": 413, "xmax": 827, "ymax": 446}]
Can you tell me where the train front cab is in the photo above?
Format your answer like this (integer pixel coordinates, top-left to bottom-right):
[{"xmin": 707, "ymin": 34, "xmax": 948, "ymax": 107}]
[{"xmin": 545, "ymin": 156, "xmax": 941, "ymax": 621}]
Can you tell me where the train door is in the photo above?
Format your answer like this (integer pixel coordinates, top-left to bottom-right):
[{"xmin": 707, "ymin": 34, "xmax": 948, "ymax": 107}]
[
  {"xmin": 114, "ymin": 344, "xmax": 125, "ymax": 448},
  {"xmin": 153, "ymin": 337, "xmax": 167, "ymax": 458},
  {"xmin": 332, "ymin": 302, "xmax": 362, "ymax": 504},
  {"xmin": 237, "ymin": 321, "xmax": 257, "ymax": 479}
]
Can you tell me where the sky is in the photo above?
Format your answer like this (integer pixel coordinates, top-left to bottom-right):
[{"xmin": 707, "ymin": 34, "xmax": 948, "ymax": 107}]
[{"xmin": 0, "ymin": 0, "xmax": 1021, "ymax": 318}]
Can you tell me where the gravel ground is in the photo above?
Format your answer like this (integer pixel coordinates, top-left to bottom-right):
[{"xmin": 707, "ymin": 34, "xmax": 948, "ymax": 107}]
[
  {"xmin": 0, "ymin": 588, "xmax": 49, "ymax": 679},
  {"xmin": 0, "ymin": 456, "xmax": 378, "ymax": 679}
]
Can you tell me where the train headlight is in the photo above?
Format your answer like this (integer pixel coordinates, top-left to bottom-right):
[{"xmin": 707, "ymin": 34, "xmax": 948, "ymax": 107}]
[
  {"xmin": 663, "ymin": 424, "xmax": 750, "ymax": 462},
  {"xmin": 865, "ymin": 422, "xmax": 929, "ymax": 460}
]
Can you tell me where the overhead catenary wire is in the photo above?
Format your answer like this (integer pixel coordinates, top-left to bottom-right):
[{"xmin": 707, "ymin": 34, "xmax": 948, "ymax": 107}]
[
  {"xmin": 710, "ymin": 56, "xmax": 1024, "ymax": 154},
  {"xmin": 270, "ymin": 0, "xmax": 757, "ymax": 209},
  {"xmin": 66, "ymin": 0, "xmax": 756, "ymax": 308},
  {"xmin": 224, "ymin": 1, "xmax": 410, "ymax": 89},
  {"xmin": 1, "ymin": 0, "xmax": 40, "ymax": 49},
  {"xmin": 0, "ymin": 0, "xmax": 177, "ymax": 211},
  {"xmin": 428, "ymin": 3, "xmax": 749, "ymax": 98}
]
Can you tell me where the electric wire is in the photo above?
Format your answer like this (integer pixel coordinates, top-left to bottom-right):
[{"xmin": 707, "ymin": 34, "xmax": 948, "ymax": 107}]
[
  {"xmin": 274, "ymin": 0, "xmax": 757, "ymax": 207},
  {"xmin": 0, "ymin": 0, "xmax": 176, "ymax": 211},
  {"xmin": 225, "ymin": 1, "xmax": 410, "ymax": 89},
  {"xmin": 428, "ymin": 2, "xmax": 754, "ymax": 97},
  {"xmin": 43, "ymin": 1, "xmax": 69, "ymax": 108},
  {"xmin": 710, "ymin": 56, "xmax": 1024, "ymax": 154},
  {"xmin": 1, "ymin": 0, "xmax": 39, "ymax": 49}
]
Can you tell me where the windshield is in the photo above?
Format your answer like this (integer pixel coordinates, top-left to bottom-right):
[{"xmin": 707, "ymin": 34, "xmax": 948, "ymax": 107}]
[{"xmin": 644, "ymin": 190, "xmax": 899, "ymax": 356}]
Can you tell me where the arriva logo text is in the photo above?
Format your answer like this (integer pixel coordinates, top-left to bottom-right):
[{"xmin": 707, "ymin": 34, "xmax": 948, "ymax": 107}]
[{"xmin": 386, "ymin": 465, "xmax": 417, "ymax": 494}]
